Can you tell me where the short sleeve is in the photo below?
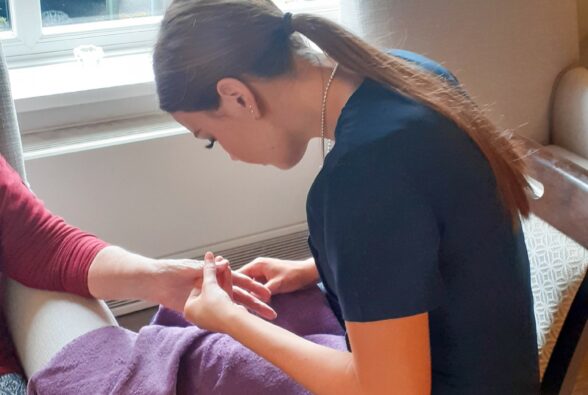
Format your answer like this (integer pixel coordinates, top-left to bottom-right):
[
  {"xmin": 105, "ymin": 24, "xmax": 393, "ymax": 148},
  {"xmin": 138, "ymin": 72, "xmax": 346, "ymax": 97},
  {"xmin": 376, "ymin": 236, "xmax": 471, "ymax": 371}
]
[
  {"xmin": 390, "ymin": 49, "xmax": 460, "ymax": 86},
  {"xmin": 322, "ymin": 143, "xmax": 444, "ymax": 322}
]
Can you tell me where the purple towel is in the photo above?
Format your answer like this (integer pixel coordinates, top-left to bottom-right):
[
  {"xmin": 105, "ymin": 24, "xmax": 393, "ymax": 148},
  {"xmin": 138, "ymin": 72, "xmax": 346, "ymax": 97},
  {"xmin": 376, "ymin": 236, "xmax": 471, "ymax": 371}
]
[{"xmin": 28, "ymin": 286, "xmax": 346, "ymax": 395}]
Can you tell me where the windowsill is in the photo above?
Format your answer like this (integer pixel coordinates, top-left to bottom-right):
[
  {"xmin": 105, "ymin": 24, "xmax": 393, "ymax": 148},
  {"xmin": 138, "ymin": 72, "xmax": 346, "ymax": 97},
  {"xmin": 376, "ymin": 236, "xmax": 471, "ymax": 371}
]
[
  {"xmin": 11, "ymin": 50, "xmax": 156, "ymax": 113},
  {"xmin": 22, "ymin": 113, "xmax": 187, "ymax": 160}
]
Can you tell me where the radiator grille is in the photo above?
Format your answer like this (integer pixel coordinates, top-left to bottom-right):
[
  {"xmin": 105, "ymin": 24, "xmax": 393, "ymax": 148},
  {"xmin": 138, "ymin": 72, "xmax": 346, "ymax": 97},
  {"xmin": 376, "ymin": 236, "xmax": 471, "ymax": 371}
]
[
  {"xmin": 108, "ymin": 230, "xmax": 310, "ymax": 316},
  {"xmin": 211, "ymin": 230, "xmax": 311, "ymax": 270}
]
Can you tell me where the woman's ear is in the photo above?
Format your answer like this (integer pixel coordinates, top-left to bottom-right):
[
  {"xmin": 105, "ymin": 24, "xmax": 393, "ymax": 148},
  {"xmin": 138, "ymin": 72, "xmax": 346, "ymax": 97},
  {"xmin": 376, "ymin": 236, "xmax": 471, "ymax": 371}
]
[{"xmin": 216, "ymin": 78, "xmax": 259, "ymax": 119}]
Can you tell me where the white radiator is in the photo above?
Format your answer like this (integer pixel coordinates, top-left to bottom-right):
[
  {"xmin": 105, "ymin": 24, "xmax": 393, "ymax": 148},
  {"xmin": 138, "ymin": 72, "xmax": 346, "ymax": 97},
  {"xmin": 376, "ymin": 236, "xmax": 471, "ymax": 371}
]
[{"xmin": 108, "ymin": 229, "xmax": 311, "ymax": 316}]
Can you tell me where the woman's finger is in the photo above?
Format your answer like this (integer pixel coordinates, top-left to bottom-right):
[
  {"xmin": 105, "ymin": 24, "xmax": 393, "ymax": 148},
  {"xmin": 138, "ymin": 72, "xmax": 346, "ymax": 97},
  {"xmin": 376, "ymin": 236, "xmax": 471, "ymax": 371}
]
[
  {"xmin": 237, "ymin": 260, "xmax": 266, "ymax": 279},
  {"xmin": 233, "ymin": 287, "xmax": 277, "ymax": 321},
  {"xmin": 232, "ymin": 271, "xmax": 271, "ymax": 302}
]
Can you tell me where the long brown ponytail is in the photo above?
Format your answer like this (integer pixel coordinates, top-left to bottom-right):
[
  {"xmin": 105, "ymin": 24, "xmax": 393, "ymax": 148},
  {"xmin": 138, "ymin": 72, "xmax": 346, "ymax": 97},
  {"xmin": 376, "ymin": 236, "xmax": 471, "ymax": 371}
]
[{"xmin": 154, "ymin": 0, "xmax": 530, "ymax": 223}]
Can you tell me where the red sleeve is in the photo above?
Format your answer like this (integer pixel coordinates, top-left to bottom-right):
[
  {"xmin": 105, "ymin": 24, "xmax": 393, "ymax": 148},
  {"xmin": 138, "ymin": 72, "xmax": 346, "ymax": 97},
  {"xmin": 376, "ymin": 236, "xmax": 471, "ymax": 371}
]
[{"xmin": 0, "ymin": 155, "xmax": 108, "ymax": 297}]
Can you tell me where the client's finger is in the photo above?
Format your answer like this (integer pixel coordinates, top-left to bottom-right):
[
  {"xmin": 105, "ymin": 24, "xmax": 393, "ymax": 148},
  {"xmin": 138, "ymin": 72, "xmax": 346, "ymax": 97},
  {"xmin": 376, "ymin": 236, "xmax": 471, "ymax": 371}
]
[
  {"xmin": 214, "ymin": 256, "xmax": 230, "ymax": 273},
  {"xmin": 186, "ymin": 284, "xmax": 201, "ymax": 300},
  {"xmin": 220, "ymin": 263, "xmax": 234, "ymax": 299},
  {"xmin": 232, "ymin": 271, "xmax": 271, "ymax": 302},
  {"xmin": 233, "ymin": 287, "xmax": 277, "ymax": 321}
]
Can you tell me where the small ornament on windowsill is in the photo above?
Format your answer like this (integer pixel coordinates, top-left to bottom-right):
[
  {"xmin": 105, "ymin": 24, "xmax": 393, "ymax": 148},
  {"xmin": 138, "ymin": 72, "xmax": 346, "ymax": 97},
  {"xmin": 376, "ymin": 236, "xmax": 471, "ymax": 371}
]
[{"xmin": 73, "ymin": 45, "xmax": 104, "ymax": 69}]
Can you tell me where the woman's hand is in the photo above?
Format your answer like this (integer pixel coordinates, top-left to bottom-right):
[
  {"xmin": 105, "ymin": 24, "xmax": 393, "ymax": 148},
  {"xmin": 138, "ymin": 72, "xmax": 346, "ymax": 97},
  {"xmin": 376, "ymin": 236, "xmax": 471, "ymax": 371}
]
[
  {"xmin": 148, "ymin": 255, "xmax": 231, "ymax": 312},
  {"xmin": 238, "ymin": 257, "xmax": 319, "ymax": 295},
  {"xmin": 151, "ymin": 256, "xmax": 276, "ymax": 320},
  {"xmin": 184, "ymin": 252, "xmax": 275, "ymax": 332}
]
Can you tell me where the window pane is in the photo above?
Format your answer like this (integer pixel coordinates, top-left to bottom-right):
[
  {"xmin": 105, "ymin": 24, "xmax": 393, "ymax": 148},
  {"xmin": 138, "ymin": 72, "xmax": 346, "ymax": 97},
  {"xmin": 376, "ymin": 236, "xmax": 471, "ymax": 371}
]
[
  {"xmin": 40, "ymin": 0, "xmax": 166, "ymax": 27},
  {"xmin": 0, "ymin": 0, "xmax": 11, "ymax": 32}
]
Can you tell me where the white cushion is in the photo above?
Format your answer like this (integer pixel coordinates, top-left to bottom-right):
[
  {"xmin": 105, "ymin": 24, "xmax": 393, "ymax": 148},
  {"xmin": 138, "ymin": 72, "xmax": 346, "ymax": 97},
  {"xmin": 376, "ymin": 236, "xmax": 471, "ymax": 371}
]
[
  {"xmin": 2, "ymin": 279, "xmax": 118, "ymax": 377},
  {"xmin": 523, "ymin": 215, "xmax": 588, "ymax": 377},
  {"xmin": 552, "ymin": 67, "xmax": 588, "ymax": 160}
]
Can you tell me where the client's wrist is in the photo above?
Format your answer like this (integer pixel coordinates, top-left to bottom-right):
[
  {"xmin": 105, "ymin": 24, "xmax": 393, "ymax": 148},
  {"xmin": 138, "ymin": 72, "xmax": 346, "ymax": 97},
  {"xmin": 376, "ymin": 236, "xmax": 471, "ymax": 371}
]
[
  {"xmin": 88, "ymin": 246, "xmax": 159, "ymax": 301},
  {"xmin": 138, "ymin": 258, "xmax": 165, "ymax": 302},
  {"xmin": 139, "ymin": 258, "xmax": 186, "ymax": 306}
]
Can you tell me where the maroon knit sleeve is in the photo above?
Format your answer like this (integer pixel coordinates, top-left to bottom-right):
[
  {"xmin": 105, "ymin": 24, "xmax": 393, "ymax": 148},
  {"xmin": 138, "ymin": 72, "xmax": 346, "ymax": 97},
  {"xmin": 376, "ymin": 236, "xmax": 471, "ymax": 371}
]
[{"xmin": 0, "ymin": 155, "xmax": 108, "ymax": 297}]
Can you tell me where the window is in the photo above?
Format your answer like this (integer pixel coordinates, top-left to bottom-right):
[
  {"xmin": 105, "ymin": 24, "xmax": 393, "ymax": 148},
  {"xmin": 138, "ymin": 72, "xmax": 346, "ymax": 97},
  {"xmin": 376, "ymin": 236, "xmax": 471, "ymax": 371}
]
[
  {"xmin": 1, "ymin": 0, "xmax": 338, "ymax": 64},
  {"xmin": 0, "ymin": 1, "xmax": 9, "ymax": 32},
  {"xmin": 0, "ymin": 0, "xmax": 173, "ymax": 64},
  {"xmin": 40, "ymin": 1, "xmax": 166, "ymax": 27},
  {"xmin": 4, "ymin": 0, "xmax": 340, "ymax": 142}
]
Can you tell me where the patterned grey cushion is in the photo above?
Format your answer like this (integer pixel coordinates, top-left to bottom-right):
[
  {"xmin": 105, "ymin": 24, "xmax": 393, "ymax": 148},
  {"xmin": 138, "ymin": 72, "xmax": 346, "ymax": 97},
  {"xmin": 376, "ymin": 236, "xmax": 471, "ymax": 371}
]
[
  {"xmin": 0, "ymin": 373, "xmax": 26, "ymax": 395},
  {"xmin": 0, "ymin": 44, "xmax": 26, "ymax": 182},
  {"xmin": 523, "ymin": 215, "xmax": 588, "ymax": 378}
]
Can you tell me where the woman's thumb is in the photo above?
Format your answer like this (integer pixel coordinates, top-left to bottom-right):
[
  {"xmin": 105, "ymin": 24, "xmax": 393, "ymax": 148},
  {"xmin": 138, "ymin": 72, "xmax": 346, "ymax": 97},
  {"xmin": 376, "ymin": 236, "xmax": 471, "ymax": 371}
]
[{"xmin": 202, "ymin": 252, "xmax": 218, "ymax": 286}]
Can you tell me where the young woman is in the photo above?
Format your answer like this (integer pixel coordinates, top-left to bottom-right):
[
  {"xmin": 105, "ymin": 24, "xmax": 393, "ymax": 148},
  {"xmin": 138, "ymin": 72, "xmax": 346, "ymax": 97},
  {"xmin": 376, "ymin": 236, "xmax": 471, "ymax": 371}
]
[{"xmin": 154, "ymin": 1, "xmax": 540, "ymax": 393}]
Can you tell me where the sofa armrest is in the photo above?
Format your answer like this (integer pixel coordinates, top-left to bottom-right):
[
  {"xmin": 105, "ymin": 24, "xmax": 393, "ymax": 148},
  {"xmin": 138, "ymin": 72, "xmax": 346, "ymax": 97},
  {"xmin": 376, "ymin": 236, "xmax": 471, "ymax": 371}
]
[
  {"xmin": 3, "ymin": 278, "xmax": 118, "ymax": 378},
  {"xmin": 544, "ymin": 145, "xmax": 588, "ymax": 171},
  {"xmin": 516, "ymin": 135, "xmax": 588, "ymax": 249}
]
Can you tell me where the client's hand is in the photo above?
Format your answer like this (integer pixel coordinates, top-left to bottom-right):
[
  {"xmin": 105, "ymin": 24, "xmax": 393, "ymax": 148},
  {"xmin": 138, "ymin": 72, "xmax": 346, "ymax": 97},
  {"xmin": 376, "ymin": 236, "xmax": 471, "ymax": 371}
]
[
  {"xmin": 89, "ymin": 246, "xmax": 274, "ymax": 318},
  {"xmin": 184, "ymin": 252, "xmax": 277, "ymax": 332},
  {"xmin": 238, "ymin": 257, "xmax": 319, "ymax": 295},
  {"xmin": 152, "ymin": 255, "xmax": 274, "ymax": 319}
]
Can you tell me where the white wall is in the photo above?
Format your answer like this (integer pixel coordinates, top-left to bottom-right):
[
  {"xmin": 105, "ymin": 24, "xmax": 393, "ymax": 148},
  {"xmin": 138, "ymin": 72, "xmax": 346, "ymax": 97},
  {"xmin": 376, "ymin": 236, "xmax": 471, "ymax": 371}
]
[
  {"xmin": 25, "ymin": 135, "xmax": 321, "ymax": 258},
  {"xmin": 341, "ymin": 0, "xmax": 580, "ymax": 143}
]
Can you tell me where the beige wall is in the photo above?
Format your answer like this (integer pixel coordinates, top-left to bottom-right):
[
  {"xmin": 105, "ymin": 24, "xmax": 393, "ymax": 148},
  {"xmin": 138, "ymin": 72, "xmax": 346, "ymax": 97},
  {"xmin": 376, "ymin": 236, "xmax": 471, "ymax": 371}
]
[
  {"xmin": 341, "ymin": 0, "xmax": 579, "ymax": 143},
  {"xmin": 580, "ymin": 0, "xmax": 588, "ymax": 66}
]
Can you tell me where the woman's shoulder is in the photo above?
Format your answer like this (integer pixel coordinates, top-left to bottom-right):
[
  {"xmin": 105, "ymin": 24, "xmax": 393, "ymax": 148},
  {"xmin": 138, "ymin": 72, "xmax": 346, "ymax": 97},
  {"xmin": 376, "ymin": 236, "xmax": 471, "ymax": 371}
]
[
  {"xmin": 331, "ymin": 78, "xmax": 458, "ymax": 164},
  {"xmin": 332, "ymin": 49, "xmax": 460, "ymax": 154},
  {"xmin": 325, "ymin": 49, "xmax": 478, "ymax": 187},
  {"xmin": 388, "ymin": 49, "xmax": 459, "ymax": 85}
]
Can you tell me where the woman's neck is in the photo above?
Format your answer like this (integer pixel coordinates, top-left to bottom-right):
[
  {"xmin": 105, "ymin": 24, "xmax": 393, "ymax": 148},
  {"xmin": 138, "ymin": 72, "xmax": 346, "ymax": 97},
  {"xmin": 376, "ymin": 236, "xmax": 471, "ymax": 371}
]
[
  {"xmin": 259, "ymin": 54, "xmax": 363, "ymax": 144},
  {"xmin": 320, "ymin": 61, "xmax": 363, "ymax": 141}
]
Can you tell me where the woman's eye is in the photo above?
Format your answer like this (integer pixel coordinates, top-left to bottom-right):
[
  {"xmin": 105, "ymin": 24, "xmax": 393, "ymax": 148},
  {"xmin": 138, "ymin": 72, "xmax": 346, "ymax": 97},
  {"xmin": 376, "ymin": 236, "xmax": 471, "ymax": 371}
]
[{"xmin": 205, "ymin": 139, "xmax": 216, "ymax": 149}]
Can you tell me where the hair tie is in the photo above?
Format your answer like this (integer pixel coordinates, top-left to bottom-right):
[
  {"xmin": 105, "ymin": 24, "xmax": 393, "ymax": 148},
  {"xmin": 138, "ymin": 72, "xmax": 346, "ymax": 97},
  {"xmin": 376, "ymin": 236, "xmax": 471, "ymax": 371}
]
[{"xmin": 282, "ymin": 12, "xmax": 295, "ymax": 35}]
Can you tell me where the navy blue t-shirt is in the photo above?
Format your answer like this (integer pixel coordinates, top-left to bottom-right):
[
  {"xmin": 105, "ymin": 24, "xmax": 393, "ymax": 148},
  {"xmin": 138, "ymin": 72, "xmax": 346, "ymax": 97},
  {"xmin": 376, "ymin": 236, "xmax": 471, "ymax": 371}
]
[{"xmin": 306, "ymin": 50, "xmax": 539, "ymax": 394}]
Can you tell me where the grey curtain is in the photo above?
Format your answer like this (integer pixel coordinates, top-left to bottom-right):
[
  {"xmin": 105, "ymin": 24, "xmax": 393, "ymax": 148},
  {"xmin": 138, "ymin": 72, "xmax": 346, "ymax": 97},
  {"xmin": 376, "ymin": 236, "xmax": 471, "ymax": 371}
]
[{"xmin": 0, "ymin": 44, "xmax": 26, "ymax": 182}]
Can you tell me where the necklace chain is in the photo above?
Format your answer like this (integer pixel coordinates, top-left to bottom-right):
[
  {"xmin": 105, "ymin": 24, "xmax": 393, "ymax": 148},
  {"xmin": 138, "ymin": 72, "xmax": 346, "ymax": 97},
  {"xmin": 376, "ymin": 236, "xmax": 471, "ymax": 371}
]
[{"xmin": 321, "ymin": 63, "xmax": 339, "ymax": 162}]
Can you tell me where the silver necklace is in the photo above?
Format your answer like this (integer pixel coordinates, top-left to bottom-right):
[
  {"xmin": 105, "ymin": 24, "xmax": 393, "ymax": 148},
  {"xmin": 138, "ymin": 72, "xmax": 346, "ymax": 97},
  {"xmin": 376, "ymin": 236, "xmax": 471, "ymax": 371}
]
[{"xmin": 321, "ymin": 63, "xmax": 339, "ymax": 162}]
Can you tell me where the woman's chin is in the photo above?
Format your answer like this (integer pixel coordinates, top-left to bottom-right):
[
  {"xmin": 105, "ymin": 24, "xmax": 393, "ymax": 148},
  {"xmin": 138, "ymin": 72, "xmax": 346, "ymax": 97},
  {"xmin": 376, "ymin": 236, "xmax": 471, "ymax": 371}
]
[{"xmin": 276, "ymin": 154, "xmax": 305, "ymax": 170}]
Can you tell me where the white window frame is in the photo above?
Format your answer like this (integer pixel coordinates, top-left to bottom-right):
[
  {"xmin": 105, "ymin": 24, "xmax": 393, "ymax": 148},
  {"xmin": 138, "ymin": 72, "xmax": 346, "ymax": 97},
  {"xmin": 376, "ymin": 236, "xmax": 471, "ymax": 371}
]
[{"xmin": 0, "ymin": 0, "xmax": 172, "ymax": 66}]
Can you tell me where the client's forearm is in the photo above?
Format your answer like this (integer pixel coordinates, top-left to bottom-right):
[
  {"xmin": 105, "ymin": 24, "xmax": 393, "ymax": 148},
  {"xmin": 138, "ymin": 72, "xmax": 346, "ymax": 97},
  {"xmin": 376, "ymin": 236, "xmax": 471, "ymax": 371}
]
[{"xmin": 87, "ymin": 246, "xmax": 158, "ymax": 302}]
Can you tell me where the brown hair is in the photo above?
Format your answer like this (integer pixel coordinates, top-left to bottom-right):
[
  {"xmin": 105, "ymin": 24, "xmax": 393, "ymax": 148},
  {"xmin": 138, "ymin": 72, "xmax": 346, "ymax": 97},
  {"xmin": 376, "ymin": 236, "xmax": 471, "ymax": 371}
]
[{"xmin": 154, "ymin": 0, "xmax": 530, "ymax": 222}]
